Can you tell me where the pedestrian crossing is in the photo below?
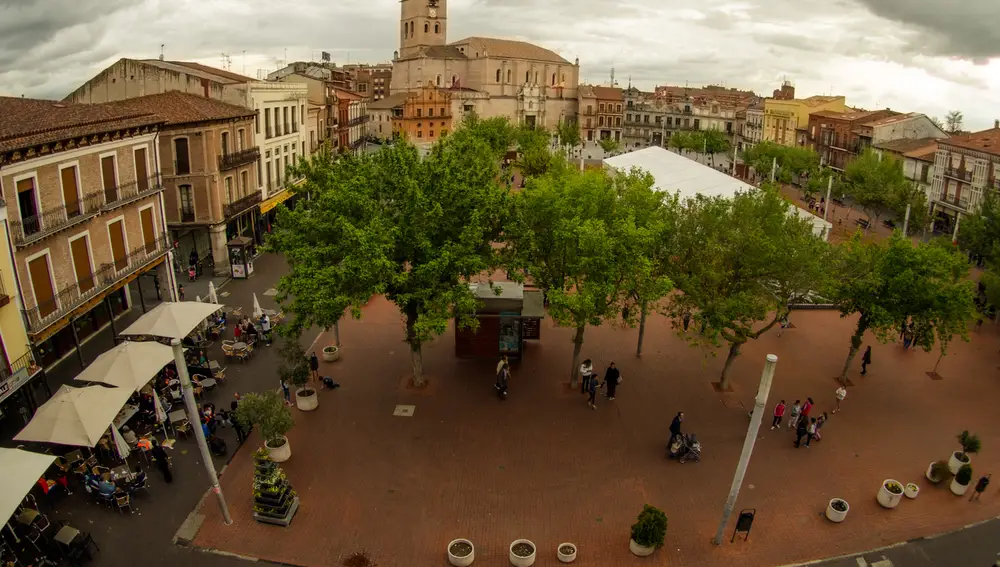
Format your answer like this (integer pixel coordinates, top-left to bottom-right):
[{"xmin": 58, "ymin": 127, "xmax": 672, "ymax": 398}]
[{"xmin": 855, "ymin": 558, "xmax": 893, "ymax": 567}]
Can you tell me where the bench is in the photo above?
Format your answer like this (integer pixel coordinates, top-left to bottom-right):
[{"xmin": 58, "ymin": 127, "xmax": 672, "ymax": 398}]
[
  {"xmin": 883, "ymin": 219, "xmax": 895, "ymax": 229},
  {"xmin": 855, "ymin": 218, "xmax": 870, "ymax": 229}
]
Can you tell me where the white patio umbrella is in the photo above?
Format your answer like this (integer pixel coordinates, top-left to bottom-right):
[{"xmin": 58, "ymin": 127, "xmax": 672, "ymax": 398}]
[
  {"xmin": 152, "ymin": 390, "xmax": 169, "ymax": 439},
  {"xmin": 111, "ymin": 424, "xmax": 131, "ymax": 460},
  {"xmin": 73, "ymin": 340, "xmax": 174, "ymax": 392},
  {"xmin": 208, "ymin": 280, "xmax": 219, "ymax": 304},
  {"xmin": 119, "ymin": 301, "xmax": 223, "ymax": 340},
  {"xmin": 252, "ymin": 293, "xmax": 263, "ymax": 318},
  {"xmin": 14, "ymin": 385, "xmax": 133, "ymax": 447},
  {"xmin": 0, "ymin": 448, "xmax": 55, "ymax": 524}
]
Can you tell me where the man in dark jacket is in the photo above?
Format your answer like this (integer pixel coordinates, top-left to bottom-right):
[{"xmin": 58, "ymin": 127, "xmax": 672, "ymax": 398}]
[
  {"xmin": 669, "ymin": 412, "xmax": 684, "ymax": 442},
  {"xmin": 602, "ymin": 362, "xmax": 621, "ymax": 400}
]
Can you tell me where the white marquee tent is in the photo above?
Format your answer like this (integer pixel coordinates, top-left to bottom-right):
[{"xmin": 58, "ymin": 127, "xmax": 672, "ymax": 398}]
[{"xmin": 604, "ymin": 146, "xmax": 832, "ymax": 240}]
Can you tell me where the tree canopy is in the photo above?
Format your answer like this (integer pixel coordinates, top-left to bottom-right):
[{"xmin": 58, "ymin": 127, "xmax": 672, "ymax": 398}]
[
  {"xmin": 598, "ymin": 137, "xmax": 621, "ymax": 155},
  {"xmin": 666, "ymin": 185, "xmax": 830, "ymax": 389},
  {"xmin": 741, "ymin": 141, "xmax": 820, "ymax": 183},
  {"xmin": 841, "ymin": 148, "xmax": 911, "ymax": 230},
  {"xmin": 269, "ymin": 125, "xmax": 509, "ymax": 385}
]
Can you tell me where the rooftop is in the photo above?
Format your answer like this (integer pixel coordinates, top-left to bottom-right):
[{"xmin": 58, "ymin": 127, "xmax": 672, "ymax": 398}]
[
  {"xmin": 874, "ymin": 136, "xmax": 943, "ymax": 155},
  {"xmin": 942, "ymin": 127, "xmax": 1000, "ymax": 156},
  {"xmin": 139, "ymin": 59, "xmax": 255, "ymax": 84},
  {"xmin": 452, "ymin": 37, "xmax": 570, "ymax": 64},
  {"xmin": 0, "ymin": 96, "xmax": 163, "ymax": 155},
  {"xmin": 112, "ymin": 91, "xmax": 256, "ymax": 125},
  {"xmin": 368, "ymin": 92, "xmax": 410, "ymax": 110},
  {"xmin": 592, "ymin": 86, "xmax": 623, "ymax": 101},
  {"xmin": 863, "ymin": 112, "xmax": 919, "ymax": 127},
  {"xmin": 802, "ymin": 95, "xmax": 844, "ymax": 107}
]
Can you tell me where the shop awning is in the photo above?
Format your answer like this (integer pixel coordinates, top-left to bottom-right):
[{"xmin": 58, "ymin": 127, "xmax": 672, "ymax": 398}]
[{"xmin": 260, "ymin": 188, "xmax": 295, "ymax": 214}]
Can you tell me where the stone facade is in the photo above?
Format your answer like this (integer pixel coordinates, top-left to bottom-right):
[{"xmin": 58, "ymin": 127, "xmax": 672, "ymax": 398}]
[
  {"xmin": 394, "ymin": 86, "xmax": 452, "ymax": 145},
  {"xmin": 929, "ymin": 124, "xmax": 1000, "ymax": 233}
]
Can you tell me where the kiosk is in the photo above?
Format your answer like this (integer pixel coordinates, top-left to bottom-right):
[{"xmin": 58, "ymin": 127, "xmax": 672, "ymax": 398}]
[
  {"xmin": 454, "ymin": 282, "xmax": 545, "ymax": 360},
  {"xmin": 227, "ymin": 236, "xmax": 255, "ymax": 279}
]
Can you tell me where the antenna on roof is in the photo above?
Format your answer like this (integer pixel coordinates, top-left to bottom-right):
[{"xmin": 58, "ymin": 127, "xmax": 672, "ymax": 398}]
[
  {"xmin": 610, "ymin": 66, "xmax": 616, "ymax": 87},
  {"xmin": 159, "ymin": 44, "xmax": 165, "ymax": 61},
  {"xmin": 221, "ymin": 53, "xmax": 232, "ymax": 71}
]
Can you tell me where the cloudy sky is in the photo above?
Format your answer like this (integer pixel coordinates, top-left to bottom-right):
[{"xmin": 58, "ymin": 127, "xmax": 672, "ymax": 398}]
[{"xmin": 2, "ymin": 0, "xmax": 998, "ymax": 129}]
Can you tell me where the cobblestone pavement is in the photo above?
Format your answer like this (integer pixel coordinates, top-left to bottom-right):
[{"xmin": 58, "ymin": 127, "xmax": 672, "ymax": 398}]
[{"xmin": 191, "ymin": 298, "xmax": 1000, "ymax": 567}]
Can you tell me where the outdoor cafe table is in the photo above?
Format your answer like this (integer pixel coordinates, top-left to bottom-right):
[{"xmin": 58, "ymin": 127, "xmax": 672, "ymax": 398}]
[
  {"xmin": 53, "ymin": 525, "xmax": 80, "ymax": 546},
  {"xmin": 111, "ymin": 466, "xmax": 132, "ymax": 482},
  {"xmin": 168, "ymin": 409, "xmax": 187, "ymax": 424},
  {"xmin": 232, "ymin": 341, "xmax": 247, "ymax": 351}
]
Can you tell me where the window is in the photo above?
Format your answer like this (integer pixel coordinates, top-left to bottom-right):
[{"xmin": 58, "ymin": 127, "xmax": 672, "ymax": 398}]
[
  {"xmin": 424, "ymin": 22, "xmax": 428, "ymax": 32},
  {"xmin": 615, "ymin": 117, "xmax": 621, "ymax": 127},
  {"xmin": 108, "ymin": 219, "xmax": 127, "ymax": 271},
  {"xmin": 417, "ymin": 108, "xmax": 422, "ymax": 118},
  {"xmin": 694, "ymin": 119, "xmax": 700, "ymax": 129},
  {"xmin": 179, "ymin": 185, "xmax": 194, "ymax": 222},
  {"xmin": 599, "ymin": 103, "xmax": 605, "ymax": 112},
  {"xmin": 174, "ymin": 138, "xmax": 190, "ymax": 175},
  {"xmin": 300, "ymin": 104, "xmax": 305, "ymax": 125},
  {"xmin": 434, "ymin": 23, "xmax": 439, "ymax": 33},
  {"xmin": 265, "ymin": 161, "xmax": 272, "ymax": 192},
  {"xmin": 643, "ymin": 115, "xmax": 649, "ymax": 124},
  {"xmin": 69, "ymin": 234, "xmax": 94, "ymax": 292},
  {"xmin": 291, "ymin": 106, "xmax": 297, "ymax": 132},
  {"xmin": 225, "ymin": 177, "xmax": 233, "ymax": 204},
  {"xmin": 587, "ymin": 105, "xmax": 592, "ymax": 114},
  {"xmin": 60, "ymin": 165, "xmax": 81, "ymax": 217},
  {"xmin": 599, "ymin": 116, "xmax": 605, "ymax": 127},
  {"xmin": 506, "ymin": 69, "xmax": 511, "ymax": 83},
  {"xmin": 616, "ymin": 104, "xmax": 622, "ymax": 112},
  {"xmin": 551, "ymin": 73, "xmax": 556, "ymax": 85},
  {"xmin": 257, "ymin": 160, "xmax": 262, "ymax": 190},
  {"xmin": 495, "ymin": 69, "xmax": 501, "ymax": 82},
  {"xmin": 221, "ymin": 131, "xmax": 229, "ymax": 156},
  {"xmin": 237, "ymin": 129, "xmax": 245, "ymax": 150},
  {"xmin": 255, "ymin": 113, "xmax": 259, "ymax": 134},
  {"xmin": 283, "ymin": 107, "xmax": 289, "ymax": 134},
  {"xmin": 101, "ymin": 154, "xmax": 118, "ymax": 203},
  {"xmin": 139, "ymin": 206, "xmax": 157, "ymax": 253},
  {"xmin": 436, "ymin": 75, "xmax": 442, "ymax": 87},
  {"xmin": 265, "ymin": 109, "xmax": 272, "ymax": 138},
  {"xmin": 417, "ymin": 131, "xmax": 423, "ymax": 138},
  {"xmin": 430, "ymin": 130, "xmax": 435, "ymax": 138},
  {"xmin": 27, "ymin": 253, "xmax": 56, "ymax": 318},
  {"xmin": 525, "ymin": 71, "xmax": 530, "ymax": 83},
  {"xmin": 134, "ymin": 147, "xmax": 150, "ymax": 192},
  {"xmin": 241, "ymin": 171, "xmax": 249, "ymax": 196},
  {"xmin": 921, "ymin": 164, "xmax": 930, "ymax": 182},
  {"xmin": 429, "ymin": 108, "xmax": 434, "ymax": 117}
]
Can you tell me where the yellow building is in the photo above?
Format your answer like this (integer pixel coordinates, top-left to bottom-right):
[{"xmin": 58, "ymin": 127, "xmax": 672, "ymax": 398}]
[
  {"xmin": 764, "ymin": 95, "xmax": 846, "ymax": 147},
  {"xmin": 0, "ymin": 201, "xmax": 46, "ymax": 421}
]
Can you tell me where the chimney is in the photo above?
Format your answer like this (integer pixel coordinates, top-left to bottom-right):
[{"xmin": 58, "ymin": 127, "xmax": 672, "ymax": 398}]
[{"xmin": 995, "ymin": 119, "xmax": 999, "ymax": 129}]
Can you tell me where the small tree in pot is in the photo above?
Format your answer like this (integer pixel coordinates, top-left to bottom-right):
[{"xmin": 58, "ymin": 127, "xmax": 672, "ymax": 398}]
[
  {"xmin": 279, "ymin": 333, "xmax": 318, "ymax": 411},
  {"xmin": 629, "ymin": 504, "xmax": 667, "ymax": 556},
  {"xmin": 951, "ymin": 464, "xmax": 973, "ymax": 496},
  {"xmin": 949, "ymin": 430, "xmax": 981, "ymax": 473},
  {"xmin": 235, "ymin": 391, "xmax": 294, "ymax": 461}
]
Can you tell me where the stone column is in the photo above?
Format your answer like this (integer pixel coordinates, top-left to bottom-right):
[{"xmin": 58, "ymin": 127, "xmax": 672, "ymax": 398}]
[{"xmin": 210, "ymin": 223, "xmax": 230, "ymax": 277}]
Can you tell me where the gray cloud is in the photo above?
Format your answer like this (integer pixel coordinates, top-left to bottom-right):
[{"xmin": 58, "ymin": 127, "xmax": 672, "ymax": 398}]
[{"xmin": 851, "ymin": 0, "xmax": 1000, "ymax": 60}]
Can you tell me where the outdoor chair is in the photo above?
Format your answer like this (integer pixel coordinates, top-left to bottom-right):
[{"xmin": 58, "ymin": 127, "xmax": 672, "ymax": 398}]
[
  {"xmin": 114, "ymin": 494, "xmax": 133, "ymax": 515},
  {"xmin": 214, "ymin": 367, "xmax": 227, "ymax": 383},
  {"xmin": 129, "ymin": 472, "xmax": 150, "ymax": 496},
  {"xmin": 235, "ymin": 348, "xmax": 251, "ymax": 364}
]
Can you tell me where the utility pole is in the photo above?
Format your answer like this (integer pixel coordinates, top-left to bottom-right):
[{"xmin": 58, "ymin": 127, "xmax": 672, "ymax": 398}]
[
  {"xmin": 713, "ymin": 354, "xmax": 778, "ymax": 545},
  {"xmin": 902, "ymin": 203, "xmax": 912, "ymax": 235},
  {"xmin": 770, "ymin": 157, "xmax": 777, "ymax": 182},
  {"xmin": 823, "ymin": 176, "xmax": 833, "ymax": 222}
]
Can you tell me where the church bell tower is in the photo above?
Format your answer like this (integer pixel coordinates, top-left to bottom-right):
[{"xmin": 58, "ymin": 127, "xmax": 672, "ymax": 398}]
[{"xmin": 399, "ymin": 0, "xmax": 447, "ymax": 59}]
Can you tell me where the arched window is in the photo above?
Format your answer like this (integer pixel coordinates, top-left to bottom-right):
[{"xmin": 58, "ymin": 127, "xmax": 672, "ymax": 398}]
[
  {"xmin": 451, "ymin": 74, "xmax": 458, "ymax": 86},
  {"xmin": 434, "ymin": 23, "xmax": 439, "ymax": 33},
  {"xmin": 410, "ymin": 21, "xmax": 415, "ymax": 34},
  {"xmin": 525, "ymin": 71, "xmax": 529, "ymax": 83},
  {"xmin": 495, "ymin": 69, "xmax": 501, "ymax": 82},
  {"xmin": 534, "ymin": 72, "xmax": 539, "ymax": 83},
  {"xmin": 436, "ymin": 74, "xmax": 442, "ymax": 86},
  {"xmin": 506, "ymin": 69, "xmax": 511, "ymax": 83},
  {"xmin": 424, "ymin": 22, "xmax": 429, "ymax": 33},
  {"xmin": 551, "ymin": 73, "xmax": 556, "ymax": 85},
  {"xmin": 403, "ymin": 24, "xmax": 408, "ymax": 39}
]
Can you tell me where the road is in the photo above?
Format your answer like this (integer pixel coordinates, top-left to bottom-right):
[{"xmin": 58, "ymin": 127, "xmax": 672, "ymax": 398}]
[{"xmin": 798, "ymin": 517, "xmax": 1000, "ymax": 567}]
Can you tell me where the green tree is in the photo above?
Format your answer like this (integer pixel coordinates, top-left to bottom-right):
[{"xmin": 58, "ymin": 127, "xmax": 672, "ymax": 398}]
[
  {"xmin": 598, "ymin": 137, "xmax": 620, "ymax": 155},
  {"xmin": 945, "ymin": 110, "xmax": 964, "ymax": 134},
  {"xmin": 701, "ymin": 129, "xmax": 731, "ymax": 169},
  {"xmin": 555, "ymin": 118, "xmax": 582, "ymax": 157},
  {"xmin": 515, "ymin": 124, "xmax": 555, "ymax": 177},
  {"xmin": 504, "ymin": 165, "xmax": 666, "ymax": 383},
  {"xmin": 269, "ymin": 129, "xmax": 509, "ymax": 386},
  {"xmin": 741, "ymin": 141, "xmax": 819, "ymax": 183},
  {"xmin": 841, "ymin": 148, "xmax": 909, "ymax": 232},
  {"xmin": 459, "ymin": 113, "xmax": 517, "ymax": 155},
  {"xmin": 666, "ymin": 186, "xmax": 829, "ymax": 389},
  {"xmin": 829, "ymin": 233, "xmax": 976, "ymax": 382},
  {"xmin": 668, "ymin": 131, "xmax": 694, "ymax": 153},
  {"xmin": 957, "ymin": 191, "xmax": 1000, "ymax": 261}
]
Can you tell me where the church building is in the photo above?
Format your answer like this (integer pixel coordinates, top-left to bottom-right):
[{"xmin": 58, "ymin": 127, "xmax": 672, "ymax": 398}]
[{"xmin": 390, "ymin": 0, "xmax": 580, "ymax": 129}]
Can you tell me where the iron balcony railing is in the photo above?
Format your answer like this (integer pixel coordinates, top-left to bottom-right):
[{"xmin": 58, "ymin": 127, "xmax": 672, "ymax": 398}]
[
  {"xmin": 223, "ymin": 191, "xmax": 262, "ymax": 218},
  {"xmin": 218, "ymin": 147, "xmax": 261, "ymax": 171},
  {"xmin": 0, "ymin": 350, "xmax": 42, "ymax": 383},
  {"xmin": 11, "ymin": 191, "xmax": 104, "ymax": 247},
  {"xmin": 943, "ymin": 167, "xmax": 972, "ymax": 182},
  {"xmin": 103, "ymin": 174, "xmax": 163, "ymax": 211},
  {"xmin": 22, "ymin": 234, "xmax": 169, "ymax": 333},
  {"xmin": 347, "ymin": 116, "xmax": 370, "ymax": 127},
  {"xmin": 937, "ymin": 195, "xmax": 970, "ymax": 210}
]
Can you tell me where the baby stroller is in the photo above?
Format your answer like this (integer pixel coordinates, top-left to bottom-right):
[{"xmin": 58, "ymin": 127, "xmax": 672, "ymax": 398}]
[
  {"xmin": 667, "ymin": 433, "xmax": 702, "ymax": 464},
  {"xmin": 208, "ymin": 434, "xmax": 228, "ymax": 457}
]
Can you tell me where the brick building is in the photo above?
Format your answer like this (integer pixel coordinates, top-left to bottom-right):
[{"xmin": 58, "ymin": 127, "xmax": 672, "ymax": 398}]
[
  {"xmin": 806, "ymin": 109, "xmax": 899, "ymax": 170},
  {"xmin": 394, "ymin": 86, "xmax": 453, "ymax": 145},
  {"xmin": 593, "ymin": 86, "xmax": 623, "ymax": 143},
  {"xmin": 343, "ymin": 63, "xmax": 393, "ymax": 101},
  {"xmin": 930, "ymin": 123, "xmax": 1000, "ymax": 235}
]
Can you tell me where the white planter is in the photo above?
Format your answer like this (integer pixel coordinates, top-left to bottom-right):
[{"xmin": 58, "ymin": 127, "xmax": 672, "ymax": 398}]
[
  {"xmin": 556, "ymin": 543, "xmax": 577, "ymax": 563},
  {"xmin": 948, "ymin": 451, "xmax": 970, "ymax": 474},
  {"xmin": 904, "ymin": 483, "xmax": 919, "ymax": 499},
  {"xmin": 825, "ymin": 498, "xmax": 849, "ymax": 523},
  {"xmin": 295, "ymin": 388, "xmax": 319, "ymax": 412},
  {"xmin": 447, "ymin": 539, "xmax": 475, "ymax": 567},
  {"xmin": 509, "ymin": 539, "xmax": 536, "ymax": 567},
  {"xmin": 877, "ymin": 479, "xmax": 904, "ymax": 509},
  {"xmin": 926, "ymin": 462, "xmax": 941, "ymax": 483},
  {"xmin": 265, "ymin": 436, "xmax": 291, "ymax": 462},
  {"xmin": 629, "ymin": 538, "xmax": 655, "ymax": 557},
  {"xmin": 950, "ymin": 478, "xmax": 970, "ymax": 496},
  {"xmin": 322, "ymin": 346, "xmax": 340, "ymax": 362}
]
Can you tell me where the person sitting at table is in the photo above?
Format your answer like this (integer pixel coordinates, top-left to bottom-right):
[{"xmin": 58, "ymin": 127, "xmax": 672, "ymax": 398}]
[
  {"xmin": 233, "ymin": 322, "xmax": 243, "ymax": 342},
  {"xmin": 97, "ymin": 477, "xmax": 116, "ymax": 497},
  {"xmin": 121, "ymin": 426, "xmax": 138, "ymax": 446},
  {"xmin": 245, "ymin": 320, "xmax": 258, "ymax": 341},
  {"xmin": 38, "ymin": 475, "xmax": 72, "ymax": 496},
  {"xmin": 82, "ymin": 472, "xmax": 101, "ymax": 494}
]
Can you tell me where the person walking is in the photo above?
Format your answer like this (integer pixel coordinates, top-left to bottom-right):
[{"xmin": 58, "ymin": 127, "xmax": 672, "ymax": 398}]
[
  {"xmin": 279, "ymin": 378, "xmax": 292, "ymax": 405},
  {"xmin": 586, "ymin": 373, "xmax": 599, "ymax": 410},
  {"xmin": 804, "ymin": 417, "xmax": 818, "ymax": 447},
  {"xmin": 860, "ymin": 345, "xmax": 872, "ymax": 375},
  {"xmin": 602, "ymin": 362, "xmax": 621, "ymax": 400},
  {"xmin": 794, "ymin": 417, "xmax": 809, "ymax": 448},
  {"xmin": 495, "ymin": 361, "xmax": 510, "ymax": 399},
  {"xmin": 833, "ymin": 385, "xmax": 847, "ymax": 413},
  {"xmin": 260, "ymin": 313, "xmax": 272, "ymax": 346},
  {"xmin": 801, "ymin": 397, "xmax": 814, "ymax": 421},
  {"xmin": 496, "ymin": 355, "xmax": 509, "ymax": 378},
  {"xmin": 150, "ymin": 439, "xmax": 173, "ymax": 483},
  {"xmin": 579, "ymin": 359, "xmax": 594, "ymax": 394},
  {"xmin": 231, "ymin": 400, "xmax": 247, "ymax": 445},
  {"xmin": 787, "ymin": 399, "xmax": 802, "ymax": 430},
  {"xmin": 234, "ymin": 322, "xmax": 243, "ymax": 342},
  {"xmin": 771, "ymin": 400, "xmax": 786, "ymax": 429},
  {"xmin": 309, "ymin": 351, "xmax": 320, "ymax": 381},
  {"xmin": 178, "ymin": 284, "xmax": 185, "ymax": 301},
  {"xmin": 669, "ymin": 412, "xmax": 684, "ymax": 443}
]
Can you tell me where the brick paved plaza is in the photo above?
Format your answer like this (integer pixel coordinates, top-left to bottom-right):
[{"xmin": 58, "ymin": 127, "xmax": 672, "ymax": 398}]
[{"xmin": 191, "ymin": 296, "xmax": 1000, "ymax": 567}]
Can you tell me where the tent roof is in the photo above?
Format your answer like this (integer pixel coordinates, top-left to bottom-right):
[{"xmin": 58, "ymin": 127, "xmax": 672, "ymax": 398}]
[
  {"xmin": 119, "ymin": 301, "xmax": 223, "ymax": 340},
  {"xmin": 603, "ymin": 146, "xmax": 756, "ymax": 200},
  {"xmin": 14, "ymin": 384, "xmax": 133, "ymax": 447},
  {"xmin": 0, "ymin": 448, "xmax": 55, "ymax": 524},
  {"xmin": 73, "ymin": 340, "xmax": 175, "ymax": 392}
]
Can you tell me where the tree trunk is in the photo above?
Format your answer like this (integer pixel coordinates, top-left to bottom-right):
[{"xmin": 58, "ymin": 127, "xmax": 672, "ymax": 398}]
[
  {"xmin": 636, "ymin": 300, "xmax": 648, "ymax": 357},
  {"xmin": 718, "ymin": 342, "xmax": 742, "ymax": 390},
  {"xmin": 934, "ymin": 348, "xmax": 946, "ymax": 373},
  {"xmin": 840, "ymin": 320, "xmax": 867, "ymax": 383},
  {"xmin": 333, "ymin": 321, "xmax": 341, "ymax": 346},
  {"xmin": 405, "ymin": 311, "xmax": 426, "ymax": 386},
  {"xmin": 569, "ymin": 324, "xmax": 585, "ymax": 386}
]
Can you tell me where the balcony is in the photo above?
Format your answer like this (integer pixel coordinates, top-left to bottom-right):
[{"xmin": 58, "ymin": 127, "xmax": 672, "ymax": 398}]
[
  {"xmin": 103, "ymin": 175, "xmax": 164, "ymax": 211},
  {"xmin": 11, "ymin": 192, "xmax": 103, "ymax": 247},
  {"xmin": 943, "ymin": 167, "xmax": 972, "ymax": 182},
  {"xmin": 935, "ymin": 195, "xmax": 970, "ymax": 211},
  {"xmin": 347, "ymin": 115, "xmax": 370, "ymax": 127},
  {"xmin": 583, "ymin": 109, "xmax": 595, "ymax": 116},
  {"xmin": 223, "ymin": 191, "xmax": 262, "ymax": 218},
  {"xmin": 22, "ymin": 234, "xmax": 169, "ymax": 334},
  {"xmin": 218, "ymin": 147, "xmax": 261, "ymax": 171},
  {"xmin": 0, "ymin": 349, "xmax": 42, "ymax": 384}
]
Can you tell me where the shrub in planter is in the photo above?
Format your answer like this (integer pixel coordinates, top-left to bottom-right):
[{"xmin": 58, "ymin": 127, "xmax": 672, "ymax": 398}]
[
  {"xmin": 951, "ymin": 464, "xmax": 973, "ymax": 496},
  {"xmin": 949, "ymin": 430, "xmax": 981, "ymax": 473},
  {"xmin": 251, "ymin": 448, "xmax": 299, "ymax": 526},
  {"xmin": 322, "ymin": 344, "xmax": 340, "ymax": 362},
  {"xmin": 279, "ymin": 335, "xmax": 318, "ymax": 411},
  {"xmin": 877, "ymin": 479, "xmax": 904, "ymax": 509},
  {"xmin": 556, "ymin": 543, "xmax": 577, "ymax": 563},
  {"xmin": 630, "ymin": 504, "xmax": 667, "ymax": 556},
  {"xmin": 927, "ymin": 460, "xmax": 949, "ymax": 484},
  {"xmin": 825, "ymin": 498, "xmax": 849, "ymax": 523},
  {"xmin": 235, "ymin": 391, "xmax": 294, "ymax": 461}
]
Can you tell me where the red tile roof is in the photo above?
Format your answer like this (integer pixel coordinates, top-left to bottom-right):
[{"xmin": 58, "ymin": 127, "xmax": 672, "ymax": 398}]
[
  {"xmin": 113, "ymin": 91, "xmax": 256, "ymax": 125},
  {"xmin": 942, "ymin": 127, "xmax": 1000, "ymax": 156}
]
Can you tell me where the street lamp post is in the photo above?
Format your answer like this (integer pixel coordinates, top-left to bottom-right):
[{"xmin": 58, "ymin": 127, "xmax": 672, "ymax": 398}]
[
  {"xmin": 171, "ymin": 338, "xmax": 232, "ymax": 525},
  {"xmin": 713, "ymin": 354, "xmax": 778, "ymax": 545}
]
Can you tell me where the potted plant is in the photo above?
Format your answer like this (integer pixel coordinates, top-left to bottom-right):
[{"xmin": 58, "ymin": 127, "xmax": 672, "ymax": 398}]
[
  {"xmin": 556, "ymin": 543, "xmax": 577, "ymax": 563},
  {"xmin": 926, "ymin": 460, "xmax": 950, "ymax": 484},
  {"xmin": 877, "ymin": 479, "xmax": 904, "ymax": 509},
  {"xmin": 250, "ymin": 448, "xmax": 299, "ymax": 526},
  {"xmin": 447, "ymin": 539, "xmax": 474, "ymax": 567},
  {"xmin": 508, "ymin": 539, "xmax": 536, "ymax": 567},
  {"xmin": 322, "ymin": 344, "xmax": 340, "ymax": 362},
  {"xmin": 948, "ymin": 430, "xmax": 980, "ymax": 474},
  {"xmin": 235, "ymin": 391, "xmax": 294, "ymax": 462},
  {"xmin": 629, "ymin": 504, "xmax": 667, "ymax": 557},
  {"xmin": 279, "ymin": 335, "xmax": 318, "ymax": 412},
  {"xmin": 951, "ymin": 464, "xmax": 973, "ymax": 496},
  {"xmin": 904, "ymin": 483, "xmax": 919, "ymax": 499},
  {"xmin": 825, "ymin": 498, "xmax": 849, "ymax": 523}
]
